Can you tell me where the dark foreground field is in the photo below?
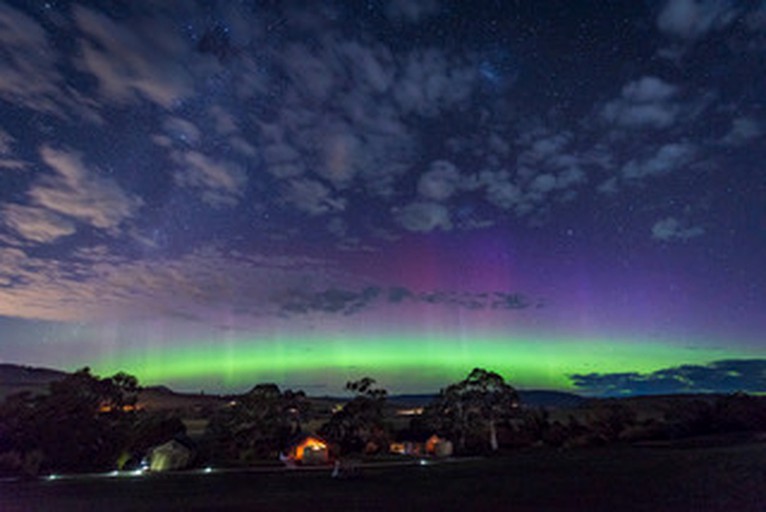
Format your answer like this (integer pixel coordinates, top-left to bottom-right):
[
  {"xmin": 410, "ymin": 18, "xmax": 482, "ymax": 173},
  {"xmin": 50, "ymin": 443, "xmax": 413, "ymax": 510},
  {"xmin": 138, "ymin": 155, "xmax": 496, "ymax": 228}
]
[{"xmin": 2, "ymin": 442, "xmax": 764, "ymax": 512}]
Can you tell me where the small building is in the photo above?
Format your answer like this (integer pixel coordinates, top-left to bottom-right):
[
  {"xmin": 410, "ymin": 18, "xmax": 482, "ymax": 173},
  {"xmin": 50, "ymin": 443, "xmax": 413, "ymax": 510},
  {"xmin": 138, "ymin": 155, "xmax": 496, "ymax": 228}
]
[
  {"xmin": 283, "ymin": 434, "xmax": 329, "ymax": 465},
  {"xmin": 147, "ymin": 438, "xmax": 194, "ymax": 472},
  {"xmin": 425, "ymin": 434, "xmax": 453, "ymax": 457},
  {"xmin": 389, "ymin": 441, "xmax": 424, "ymax": 456},
  {"xmin": 390, "ymin": 432, "xmax": 453, "ymax": 457}
]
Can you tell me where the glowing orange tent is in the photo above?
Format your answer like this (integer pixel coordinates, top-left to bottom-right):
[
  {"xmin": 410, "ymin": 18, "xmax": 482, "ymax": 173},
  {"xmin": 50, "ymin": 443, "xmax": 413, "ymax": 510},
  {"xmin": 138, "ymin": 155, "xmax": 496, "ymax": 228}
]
[
  {"xmin": 425, "ymin": 434, "xmax": 453, "ymax": 457},
  {"xmin": 285, "ymin": 434, "xmax": 330, "ymax": 465}
]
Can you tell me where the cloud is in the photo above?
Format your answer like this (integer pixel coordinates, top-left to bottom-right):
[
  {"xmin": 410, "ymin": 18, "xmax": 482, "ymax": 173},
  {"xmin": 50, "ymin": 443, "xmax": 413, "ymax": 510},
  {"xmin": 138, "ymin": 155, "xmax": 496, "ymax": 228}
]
[
  {"xmin": 0, "ymin": 1, "xmax": 748, "ymax": 246},
  {"xmin": 530, "ymin": 174, "xmax": 558, "ymax": 194},
  {"xmin": 474, "ymin": 133, "xmax": 587, "ymax": 220},
  {"xmin": 0, "ymin": 129, "xmax": 13, "ymax": 154},
  {"xmin": 31, "ymin": 146, "xmax": 143, "ymax": 232},
  {"xmin": 418, "ymin": 160, "xmax": 461, "ymax": 201},
  {"xmin": 657, "ymin": 0, "xmax": 740, "ymax": 40},
  {"xmin": 475, "ymin": 129, "xmax": 589, "ymax": 218},
  {"xmin": 337, "ymin": 41, "xmax": 396, "ymax": 94},
  {"xmin": 0, "ymin": 143, "xmax": 145, "ymax": 245},
  {"xmin": 2, "ymin": 204, "xmax": 76, "ymax": 243},
  {"xmin": 74, "ymin": 5, "xmax": 213, "ymax": 108},
  {"xmin": 260, "ymin": 39, "xmax": 476, "ymax": 197},
  {"xmin": 0, "ymin": 246, "xmax": 350, "ymax": 323},
  {"xmin": 622, "ymin": 76, "xmax": 679, "ymax": 103},
  {"xmin": 284, "ymin": 179, "xmax": 346, "ymax": 216},
  {"xmin": 722, "ymin": 117, "xmax": 762, "ymax": 146},
  {"xmin": 0, "ymin": 4, "xmax": 100, "ymax": 120},
  {"xmin": 602, "ymin": 76, "xmax": 680, "ymax": 129},
  {"xmin": 276, "ymin": 285, "xmax": 534, "ymax": 316},
  {"xmin": 0, "ymin": 243, "xmax": 535, "ymax": 324},
  {"xmin": 395, "ymin": 201, "xmax": 452, "ymax": 232},
  {"xmin": 522, "ymin": 132, "xmax": 573, "ymax": 163},
  {"xmin": 278, "ymin": 287, "xmax": 382, "ymax": 316},
  {"xmin": 652, "ymin": 216, "xmax": 705, "ymax": 241},
  {"xmin": 208, "ymin": 106, "xmax": 239, "ymax": 136},
  {"xmin": 571, "ymin": 359, "xmax": 766, "ymax": 396},
  {"xmin": 241, "ymin": 35, "xmax": 479, "ymax": 217},
  {"xmin": 262, "ymin": 143, "xmax": 305, "ymax": 179},
  {"xmin": 412, "ymin": 290, "xmax": 532, "ymax": 310},
  {"xmin": 622, "ymin": 142, "xmax": 696, "ymax": 181},
  {"xmin": 0, "ymin": 159, "xmax": 26, "ymax": 171},
  {"xmin": 393, "ymin": 49, "xmax": 478, "ymax": 117},
  {"xmin": 172, "ymin": 150, "xmax": 247, "ymax": 208},
  {"xmin": 155, "ymin": 113, "xmax": 251, "ymax": 207},
  {"xmin": 481, "ymin": 171, "xmax": 523, "ymax": 211},
  {"xmin": 280, "ymin": 43, "xmax": 338, "ymax": 103},
  {"xmin": 384, "ymin": 0, "xmax": 440, "ymax": 23},
  {"xmin": 0, "ymin": 129, "xmax": 25, "ymax": 170},
  {"xmin": 747, "ymin": 3, "xmax": 766, "ymax": 31},
  {"xmin": 597, "ymin": 177, "xmax": 619, "ymax": 195},
  {"xmin": 314, "ymin": 130, "xmax": 366, "ymax": 188},
  {"xmin": 66, "ymin": 10, "xmax": 481, "ymax": 229},
  {"xmin": 597, "ymin": 139, "xmax": 698, "ymax": 195},
  {"xmin": 163, "ymin": 117, "xmax": 202, "ymax": 145}
]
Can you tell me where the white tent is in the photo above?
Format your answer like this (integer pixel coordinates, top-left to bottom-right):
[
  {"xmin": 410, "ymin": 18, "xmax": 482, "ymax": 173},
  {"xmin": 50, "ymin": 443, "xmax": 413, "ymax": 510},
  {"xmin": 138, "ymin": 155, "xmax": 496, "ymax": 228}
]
[{"xmin": 148, "ymin": 439, "xmax": 192, "ymax": 472}]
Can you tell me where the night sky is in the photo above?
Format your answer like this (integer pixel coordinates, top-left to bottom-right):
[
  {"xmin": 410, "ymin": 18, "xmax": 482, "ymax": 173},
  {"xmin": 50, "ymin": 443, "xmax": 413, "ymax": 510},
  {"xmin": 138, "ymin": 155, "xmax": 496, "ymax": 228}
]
[{"xmin": 0, "ymin": 0, "xmax": 764, "ymax": 396}]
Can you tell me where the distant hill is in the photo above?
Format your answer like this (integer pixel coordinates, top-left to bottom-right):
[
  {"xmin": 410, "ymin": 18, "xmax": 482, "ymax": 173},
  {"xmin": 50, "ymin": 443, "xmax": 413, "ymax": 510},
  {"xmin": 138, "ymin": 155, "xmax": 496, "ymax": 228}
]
[
  {"xmin": 518, "ymin": 390, "xmax": 587, "ymax": 408},
  {"xmin": 386, "ymin": 390, "xmax": 586, "ymax": 408},
  {"xmin": 0, "ymin": 363, "xmax": 67, "ymax": 383},
  {"xmin": 0, "ymin": 363, "xmax": 67, "ymax": 400},
  {"xmin": 384, "ymin": 394, "xmax": 436, "ymax": 406},
  {"xmin": 137, "ymin": 385, "xmax": 230, "ymax": 412},
  {"xmin": 0, "ymin": 364, "xmax": 232, "ymax": 413}
]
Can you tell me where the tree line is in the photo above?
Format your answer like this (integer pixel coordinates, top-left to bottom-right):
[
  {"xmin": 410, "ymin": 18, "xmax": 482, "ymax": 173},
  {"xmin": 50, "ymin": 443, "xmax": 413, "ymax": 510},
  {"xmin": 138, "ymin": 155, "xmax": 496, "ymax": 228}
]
[{"xmin": 1, "ymin": 366, "xmax": 764, "ymax": 477}]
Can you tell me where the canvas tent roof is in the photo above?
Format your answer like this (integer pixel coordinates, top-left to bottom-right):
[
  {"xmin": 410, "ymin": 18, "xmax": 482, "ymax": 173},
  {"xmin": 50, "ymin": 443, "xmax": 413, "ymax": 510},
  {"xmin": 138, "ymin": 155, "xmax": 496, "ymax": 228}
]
[
  {"xmin": 148, "ymin": 438, "xmax": 193, "ymax": 472},
  {"xmin": 284, "ymin": 433, "xmax": 329, "ymax": 465}
]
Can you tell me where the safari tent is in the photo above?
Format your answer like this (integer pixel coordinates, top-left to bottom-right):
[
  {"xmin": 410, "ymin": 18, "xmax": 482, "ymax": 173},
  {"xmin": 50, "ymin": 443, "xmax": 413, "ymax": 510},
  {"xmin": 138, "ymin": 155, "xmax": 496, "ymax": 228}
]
[
  {"xmin": 147, "ymin": 438, "xmax": 193, "ymax": 472},
  {"xmin": 425, "ymin": 434, "xmax": 453, "ymax": 457},
  {"xmin": 283, "ymin": 434, "xmax": 329, "ymax": 465}
]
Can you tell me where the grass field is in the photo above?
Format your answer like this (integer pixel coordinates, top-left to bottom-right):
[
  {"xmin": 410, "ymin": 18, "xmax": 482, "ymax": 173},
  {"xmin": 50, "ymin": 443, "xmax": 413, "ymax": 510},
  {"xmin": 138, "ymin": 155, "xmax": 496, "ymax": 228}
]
[{"xmin": 1, "ymin": 442, "xmax": 764, "ymax": 512}]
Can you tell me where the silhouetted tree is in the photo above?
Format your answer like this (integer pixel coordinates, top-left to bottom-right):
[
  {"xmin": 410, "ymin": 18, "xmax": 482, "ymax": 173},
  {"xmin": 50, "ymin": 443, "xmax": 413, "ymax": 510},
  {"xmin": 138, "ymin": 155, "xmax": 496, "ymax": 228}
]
[
  {"xmin": 202, "ymin": 384, "xmax": 308, "ymax": 462},
  {"xmin": 662, "ymin": 393, "xmax": 766, "ymax": 438},
  {"xmin": 520, "ymin": 408, "xmax": 550, "ymax": 444},
  {"xmin": 424, "ymin": 368, "xmax": 520, "ymax": 452},
  {"xmin": 319, "ymin": 377, "xmax": 388, "ymax": 454},
  {"xmin": 712, "ymin": 392, "xmax": 766, "ymax": 432},
  {"xmin": 587, "ymin": 402, "xmax": 636, "ymax": 443},
  {"xmin": 126, "ymin": 413, "xmax": 186, "ymax": 463},
  {"xmin": 0, "ymin": 367, "xmax": 140, "ymax": 475},
  {"xmin": 663, "ymin": 398, "xmax": 716, "ymax": 438}
]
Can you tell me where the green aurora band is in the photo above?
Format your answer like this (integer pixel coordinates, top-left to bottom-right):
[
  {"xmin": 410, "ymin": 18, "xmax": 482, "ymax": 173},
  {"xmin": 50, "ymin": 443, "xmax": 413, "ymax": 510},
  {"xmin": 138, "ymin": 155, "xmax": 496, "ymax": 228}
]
[{"xmin": 90, "ymin": 335, "xmax": 754, "ymax": 394}]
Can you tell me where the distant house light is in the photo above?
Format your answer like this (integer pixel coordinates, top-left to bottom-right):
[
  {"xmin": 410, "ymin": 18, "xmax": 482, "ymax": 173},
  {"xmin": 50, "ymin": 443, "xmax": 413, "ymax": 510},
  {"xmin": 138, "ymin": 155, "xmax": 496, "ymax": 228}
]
[{"xmin": 395, "ymin": 407, "xmax": 424, "ymax": 416}]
